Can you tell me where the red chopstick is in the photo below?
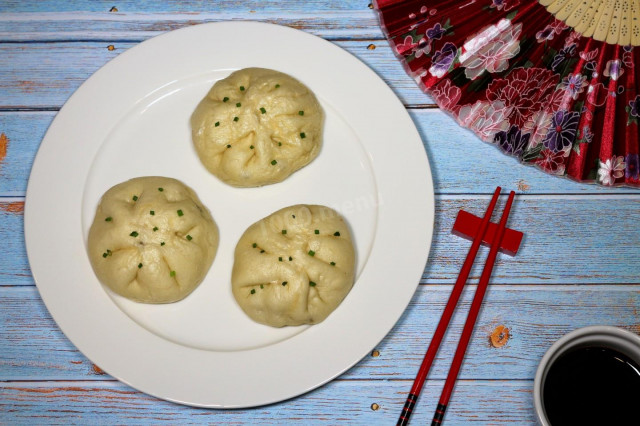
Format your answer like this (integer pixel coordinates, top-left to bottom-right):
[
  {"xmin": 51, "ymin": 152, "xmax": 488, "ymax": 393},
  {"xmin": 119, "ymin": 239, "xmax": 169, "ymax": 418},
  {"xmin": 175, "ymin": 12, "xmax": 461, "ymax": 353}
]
[
  {"xmin": 397, "ymin": 187, "xmax": 502, "ymax": 425},
  {"xmin": 431, "ymin": 190, "xmax": 516, "ymax": 426}
]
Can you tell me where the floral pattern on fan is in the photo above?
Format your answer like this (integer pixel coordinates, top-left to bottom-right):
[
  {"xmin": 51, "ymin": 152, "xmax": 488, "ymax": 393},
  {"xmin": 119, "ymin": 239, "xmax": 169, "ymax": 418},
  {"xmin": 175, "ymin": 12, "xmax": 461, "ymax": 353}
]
[{"xmin": 375, "ymin": 0, "xmax": 640, "ymax": 187}]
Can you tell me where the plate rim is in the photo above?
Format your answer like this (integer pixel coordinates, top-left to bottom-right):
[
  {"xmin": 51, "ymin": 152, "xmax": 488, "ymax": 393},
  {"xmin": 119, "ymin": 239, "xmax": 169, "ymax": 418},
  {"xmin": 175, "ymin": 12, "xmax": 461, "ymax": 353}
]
[{"xmin": 24, "ymin": 21, "xmax": 435, "ymax": 408}]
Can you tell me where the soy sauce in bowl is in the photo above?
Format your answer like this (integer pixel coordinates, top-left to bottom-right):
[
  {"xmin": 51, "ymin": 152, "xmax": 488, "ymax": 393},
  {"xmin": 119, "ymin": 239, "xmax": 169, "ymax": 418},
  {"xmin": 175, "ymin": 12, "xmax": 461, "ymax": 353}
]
[{"xmin": 542, "ymin": 346, "xmax": 640, "ymax": 425}]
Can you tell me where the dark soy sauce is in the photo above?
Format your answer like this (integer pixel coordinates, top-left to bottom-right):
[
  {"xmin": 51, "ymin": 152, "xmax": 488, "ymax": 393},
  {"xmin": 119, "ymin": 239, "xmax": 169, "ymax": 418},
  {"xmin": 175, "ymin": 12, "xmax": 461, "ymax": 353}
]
[{"xmin": 543, "ymin": 346, "xmax": 640, "ymax": 425}]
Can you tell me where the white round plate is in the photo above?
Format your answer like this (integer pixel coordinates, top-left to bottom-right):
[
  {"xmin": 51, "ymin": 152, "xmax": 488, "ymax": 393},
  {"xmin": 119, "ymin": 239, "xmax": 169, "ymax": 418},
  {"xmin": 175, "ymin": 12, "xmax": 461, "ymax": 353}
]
[{"xmin": 24, "ymin": 22, "xmax": 434, "ymax": 408}]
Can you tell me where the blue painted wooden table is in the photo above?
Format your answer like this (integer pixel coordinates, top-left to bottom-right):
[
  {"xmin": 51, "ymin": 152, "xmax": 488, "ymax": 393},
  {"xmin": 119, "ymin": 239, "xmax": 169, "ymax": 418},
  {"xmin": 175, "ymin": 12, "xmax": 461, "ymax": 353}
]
[{"xmin": 1, "ymin": 1, "xmax": 639, "ymax": 424}]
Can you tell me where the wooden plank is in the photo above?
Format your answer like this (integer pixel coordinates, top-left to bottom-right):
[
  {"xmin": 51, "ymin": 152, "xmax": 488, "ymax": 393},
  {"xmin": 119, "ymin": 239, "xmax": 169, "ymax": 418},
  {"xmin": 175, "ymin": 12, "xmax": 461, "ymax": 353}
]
[
  {"xmin": 2, "ymin": 286, "xmax": 639, "ymax": 381},
  {"xmin": 3, "ymin": 110, "xmax": 639, "ymax": 195},
  {"xmin": 2, "ymin": 196, "xmax": 639, "ymax": 286},
  {"xmin": 0, "ymin": 9, "xmax": 382, "ymax": 42},
  {"xmin": 0, "ymin": 379, "xmax": 535, "ymax": 424},
  {"xmin": 1, "ymin": 0, "xmax": 372, "ymax": 13},
  {"xmin": 0, "ymin": 40, "xmax": 422, "ymax": 109}
]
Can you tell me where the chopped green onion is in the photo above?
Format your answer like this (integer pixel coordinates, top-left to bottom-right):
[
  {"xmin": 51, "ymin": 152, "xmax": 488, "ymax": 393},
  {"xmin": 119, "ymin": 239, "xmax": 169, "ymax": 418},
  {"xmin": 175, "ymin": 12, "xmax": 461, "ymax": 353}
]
[
  {"xmin": 250, "ymin": 145, "xmax": 254, "ymax": 149},
  {"xmin": 271, "ymin": 159, "xmax": 277, "ymax": 165},
  {"xmin": 153, "ymin": 227, "xmax": 158, "ymax": 232},
  {"xmin": 227, "ymin": 144, "xmax": 231, "ymax": 148},
  {"xmin": 278, "ymin": 142, "xmax": 282, "ymax": 146},
  {"xmin": 236, "ymin": 102, "xmax": 241, "ymax": 107},
  {"xmin": 252, "ymin": 243, "xmax": 257, "ymax": 248},
  {"xmin": 279, "ymin": 257, "xmax": 283, "ymax": 261},
  {"xmin": 138, "ymin": 263, "xmax": 143, "ymax": 269},
  {"xmin": 330, "ymin": 261, "xmax": 336, "ymax": 266},
  {"xmin": 260, "ymin": 284, "xmax": 264, "ymax": 289},
  {"xmin": 309, "ymin": 281, "xmax": 316, "ymax": 287},
  {"xmin": 282, "ymin": 230, "xmax": 287, "ymax": 234},
  {"xmin": 223, "ymin": 97, "xmax": 229, "ymax": 102},
  {"xmin": 314, "ymin": 229, "xmax": 319, "ymax": 234},
  {"xmin": 289, "ymin": 256, "xmax": 293, "ymax": 261},
  {"xmin": 129, "ymin": 231, "xmax": 138, "ymax": 237},
  {"xmin": 132, "ymin": 195, "xmax": 138, "ymax": 201},
  {"xmin": 186, "ymin": 235, "xmax": 192, "ymax": 241},
  {"xmin": 275, "ymin": 84, "xmax": 280, "ymax": 88},
  {"xmin": 177, "ymin": 209, "xmax": 184, "ymax": 217},
  {"xmin": 150, "ymin": 210, "xmax": 155, "ymax": 215},
  {"xmin": 300, "ymin": 132, "xmax": 306, "ymax": 139},
  {"xmin": 260, "ymin": 107, "xmax": 266, "ymax": 114},
  {"xmin": 233, "ymin": 116, "xmax": 239, "ymax": 122},
  {"xmin": 215, "ymin": 121, "xmax": 220, "ymax": 127},
  {"xmin": 158, "ymin": 187, "xmax": 164, "ymax": 192},
  {"xmin": 298, "ymin": 110, "xmax": 304, "ymax": 116},
  {"xmin": 170, "ymin": 270, "xmax": 176, "ymax": 277},
  {"xmin": 260, "ymin": 249, "xmax": 265, "ymax": 253},
  {"xmin": 334, "ymin": 231, "xmax": 341, "ymax": 236},
  {"xmin": 282, "ymin": 281, "xmax": 288, "ymax": 286},
  {"xmin": 161, "ymin": 242, "xmax": 165, "ymax": 246},
  {"xmin": 102, "ymin": 252, "xmax": 108, "ymax": 258},
  {"xmin": 105, "ymin": 216, "xmax": 113, "ymax": 222},
  {"xmin": 308, "ymin": 250, "xmax": 315, "ymax": 256},
  {"xmin": 240, "ymin": 86, "xmax": 245, "ymax": 91},
  {"xmin": 250, "ymin": 289, "xmax": 256, "ymax": 294}
]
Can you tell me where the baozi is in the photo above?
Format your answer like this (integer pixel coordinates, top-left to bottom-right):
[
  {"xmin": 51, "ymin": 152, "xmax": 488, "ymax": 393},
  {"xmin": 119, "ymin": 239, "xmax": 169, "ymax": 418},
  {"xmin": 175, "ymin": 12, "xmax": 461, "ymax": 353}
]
[{"xmin": 232, "ymin": 204, "xmax": 355, "ymax": 327}]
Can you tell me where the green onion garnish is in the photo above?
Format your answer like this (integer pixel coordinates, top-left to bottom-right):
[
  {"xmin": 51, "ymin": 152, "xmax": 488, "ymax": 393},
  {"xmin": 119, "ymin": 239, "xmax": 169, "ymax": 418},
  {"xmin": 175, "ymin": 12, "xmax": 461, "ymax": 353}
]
[
  {"xmin": 298, "ymin": 110, "xmax": 304, "ymax": 116},
  {"xmin": 278, "ymin": 142, "xmax": 282, "ymax": 146},
  {"xmin": 260, "ymin": 107, "xmax": 266, "ymax": 114},
  {"xmin": 250, "ymin": 145, "xmax": 254, "ymax": 149},
  {"xmin": 330, "ymin": 261, "xmax": 336, "ymax": 266},
  {"xmin": 308, "ymin": 250, "xmax": 315, "ymax": 256},
  {"xmin": 138, "ymin": 263, "xmax": 143, "ymax": 269},
  {"xmin": 223, "ymin": 97, "xmax": 229, "ymax": 102},
  {"xmin": 309, "ymin": 281, "xmax": 316, "ymax": 287},
  {"xmin": 260, "ymin": 284, "xmax": 264, "ymax": 289},
  {"xmin": 334, "ymin": 231, "xmax": 341, "ymax": 236},
  {"xmin": 289, "ymin": 256, "xmax": 293, "ymax": 261},
  {"xmin": 300, "ymin": 132, "xmax": 306, "ymax": 139},
  {"xmin": 252, "ymin": 243, "xmax": 257, "ymax": 248},
  {"xmin": 186, "ymin": 235, "xmax": 192, "ymax": 241},
  {"xmin": 132, "ymin": 195, "xmax": 138, "ymax": 201},
  {"xmin": 250, "ymin": 289, "xmax": 256, "ymax": 294},
  {"xmin": 150, "ymin": 210, "xmax": 155, "ymax": 215},
  {"xmin": 275, "ymin": 84, "xmax": 280, "ymax": 88},
  {"xmin": 314, "ymin": 229, "xmax": 319, "ymax": 234},
  {"xmin": 161, "ymin": 242, "xmax": 165, "ymax": 246},
  {"xmin": 233, "ymin": 116, "xmax": 239, "ymax": 122},
  {"xmin": 260, "ymin": 249, "xmax": 265, "ymax": 253},
  {"xmin": 240, "ymin": 86, "xmax": 245, "ymax": 91},
  {"xmin": 105, "ymin": 216, "xmax": 112, "ymax": 222},
  {"xmin": 153, "ymin": 227, "xmax": 158, "ymax": 232},
  {"xmin": 102, "ymin": 252, "xmax": 108, "ymax": 258},
  {"xmin": 279, "ymin": 257, "xmax": 283, "ymax": 261},
  {"xmin": 282, "ymin": 281, "xmax": 288, "ymax": 286},
  {"xmin": 282, "ymin": 230, "xmax": 287, "ymax": 234},
  {"xmin": 215, "ymin": 121, "xmax": 220, "ymax": 127},
  {"xmin": 130, "ymin": 231, "xmax": 138, "ymax": 237},
  {"xmin": 236, "ymin": 102, "xmax": 241, "ymax": 107},
  {"xmin": 227, "ymin": 144, "xmax": 231, "ymax": 148},
  {"xmin": 271, "ymin": 159, "xmax": 277, "ymax": 165},
  {"xmin": 177, "ymin": 210, "xmax": 184, "ymax": 217},
  {"xmin": 170, "ymin": 270, "xmax": 176, "ymax": 277},
  {"xmin": 158, "ymin": 187, "xmax": 164, "ymax": 192}
]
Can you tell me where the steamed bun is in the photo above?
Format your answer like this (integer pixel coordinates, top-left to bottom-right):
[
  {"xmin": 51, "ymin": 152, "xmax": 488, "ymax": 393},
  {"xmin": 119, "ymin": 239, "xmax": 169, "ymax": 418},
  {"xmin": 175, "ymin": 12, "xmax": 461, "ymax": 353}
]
[
  {"xmin": 190, "ymin": 68, "xmax": 323, "ymax": 187},
  {"xmin": 87, "ymin": 177, "xmax": 219, "ymax": 303},
  {"xmin": 232, "ymin": 205, "xmax": 355, "ymax": 327}
]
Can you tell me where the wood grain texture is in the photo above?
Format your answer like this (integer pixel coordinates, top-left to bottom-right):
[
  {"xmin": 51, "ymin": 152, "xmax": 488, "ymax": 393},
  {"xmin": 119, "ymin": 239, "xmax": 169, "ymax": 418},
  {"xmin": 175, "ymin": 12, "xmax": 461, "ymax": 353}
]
[
  {"xmin": 2, "ymin": 196, "xmax": 639, "ymax": 286},
  {"xmin": 2, "ymin": 286, "xmax": 639, "ymax": 381},
  {"xmin": 0, "ymin": 379, "xmax": 536, "ymax": 425}
]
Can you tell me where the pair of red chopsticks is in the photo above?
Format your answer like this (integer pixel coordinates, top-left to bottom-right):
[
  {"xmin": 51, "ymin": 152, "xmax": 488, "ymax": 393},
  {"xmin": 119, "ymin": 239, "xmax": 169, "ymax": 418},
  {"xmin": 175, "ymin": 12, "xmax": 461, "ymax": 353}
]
[{"xmin": 398, "ymin": 187, "xmax": 516, "ymax": 425}]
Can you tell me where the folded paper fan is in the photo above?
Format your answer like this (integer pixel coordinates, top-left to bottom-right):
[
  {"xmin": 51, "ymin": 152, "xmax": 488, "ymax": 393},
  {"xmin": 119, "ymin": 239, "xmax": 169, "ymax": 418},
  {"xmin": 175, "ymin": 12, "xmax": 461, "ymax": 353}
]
[{"xmin": 374, "ymin": 0, "xmax": 640, "ymax": 187}]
